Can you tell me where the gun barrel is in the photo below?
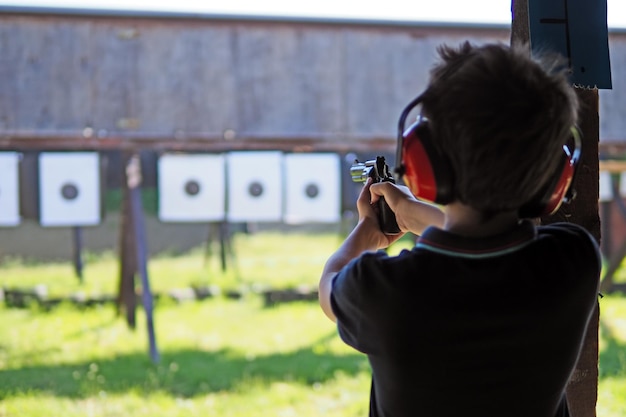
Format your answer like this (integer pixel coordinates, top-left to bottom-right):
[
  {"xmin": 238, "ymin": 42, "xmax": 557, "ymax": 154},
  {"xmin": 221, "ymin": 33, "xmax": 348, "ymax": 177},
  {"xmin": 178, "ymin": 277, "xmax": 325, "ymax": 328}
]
[
  {"xmin": 350, "ymin": 164, "xmax": 369, "ymax": 183},
  {"xmin": 350, "ymin": 159, "xmax": 376, "ymax": 183}
]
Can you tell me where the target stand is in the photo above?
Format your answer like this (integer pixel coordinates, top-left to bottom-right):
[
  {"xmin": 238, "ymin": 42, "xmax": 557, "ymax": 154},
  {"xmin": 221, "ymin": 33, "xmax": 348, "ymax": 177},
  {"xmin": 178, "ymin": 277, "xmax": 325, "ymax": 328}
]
[
  {"xmin": 38, "ymin": 152, "xmax": 102, "ymax": 282},
  {"xmin": 157, "ymin": 153, "xmax": 235, "ymax": 272}
]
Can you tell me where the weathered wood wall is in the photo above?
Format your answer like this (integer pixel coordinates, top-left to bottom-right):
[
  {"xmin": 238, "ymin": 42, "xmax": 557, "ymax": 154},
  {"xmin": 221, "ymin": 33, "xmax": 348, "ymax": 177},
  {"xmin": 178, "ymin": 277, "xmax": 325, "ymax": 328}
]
[
  {"xmin": 2, "ymin": 10, "xmax": 624, "ymax": 150},
  {"xmin": 601, "ymin": 31, "xmax": 626, "ymax": 144},
  {"xmin": 0, "ymin": 10, "xmax": 512, "ymax": 149}
]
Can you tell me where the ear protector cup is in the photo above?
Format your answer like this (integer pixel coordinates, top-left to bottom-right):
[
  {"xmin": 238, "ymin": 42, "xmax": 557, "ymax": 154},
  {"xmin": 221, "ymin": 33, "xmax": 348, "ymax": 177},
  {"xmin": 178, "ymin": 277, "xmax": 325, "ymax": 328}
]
[
  {"xmin": 400, "ymin": 121, "xmax": 454, "ymax": 204},
  {"xmin": 518, "ymin": 126, "xmax": 581, "ymax": 218},
  {"xmin": 395, "ymin": 95, "xmax": 454, "ymax": 204}
]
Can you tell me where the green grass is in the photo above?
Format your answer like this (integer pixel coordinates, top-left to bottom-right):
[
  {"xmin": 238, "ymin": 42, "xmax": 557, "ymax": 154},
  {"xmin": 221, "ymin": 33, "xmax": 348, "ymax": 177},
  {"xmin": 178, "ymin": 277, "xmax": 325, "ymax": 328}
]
[
  {"xmin": 598, "ymin": 293, "xmax": 626, "ymax": 417},
  {"xmin": 0, "ymin": 231, "xmax": 415, "ymax": 298},
  {"xmin": 0, "ymin": 299, "xmax": 371, "ymax": 417},
  {"xmin": 1, "ymin": 232, "xmax": 625, "ymax": 416}
]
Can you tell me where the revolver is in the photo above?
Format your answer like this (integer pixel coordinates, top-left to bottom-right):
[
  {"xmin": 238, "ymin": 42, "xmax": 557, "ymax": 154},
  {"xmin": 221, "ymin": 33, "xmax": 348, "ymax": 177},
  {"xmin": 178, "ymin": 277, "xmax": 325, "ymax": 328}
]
[{"xmin": 350, "ymin": 156, "xmax": 401, "ymax": 235}]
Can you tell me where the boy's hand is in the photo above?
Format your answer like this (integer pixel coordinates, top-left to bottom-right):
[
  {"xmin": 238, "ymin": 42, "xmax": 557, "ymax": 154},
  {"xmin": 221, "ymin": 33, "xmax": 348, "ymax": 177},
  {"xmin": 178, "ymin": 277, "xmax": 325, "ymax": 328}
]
[
  {"xmin": 356, "ymin": 178, "xmax": 404, "ymax": 248},
  {"xmin": 370, "ymin": 182, "xmax": 444, "ymax": 236}
]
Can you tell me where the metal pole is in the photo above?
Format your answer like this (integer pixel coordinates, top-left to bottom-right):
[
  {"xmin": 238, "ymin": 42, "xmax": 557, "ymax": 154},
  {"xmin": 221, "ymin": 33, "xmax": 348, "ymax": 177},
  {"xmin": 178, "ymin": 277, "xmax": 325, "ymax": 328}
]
[
  {"xmin": 72, "ymin": 226, "xmax": 84, "ymax": 283},
  {"xmin": 127, "ymin": 154, "xmax": 160, "ymax": 364}
]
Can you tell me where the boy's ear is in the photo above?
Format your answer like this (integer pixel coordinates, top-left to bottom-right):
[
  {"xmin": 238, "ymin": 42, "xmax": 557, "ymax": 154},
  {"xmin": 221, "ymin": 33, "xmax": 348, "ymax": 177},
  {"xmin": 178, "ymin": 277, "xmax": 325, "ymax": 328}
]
[
  {"xmin": 518, "ymin": 127, "xmax": 581, "ymax": 218},
  {"xmin": 397, "ymin": 120, "xmax": 454, "ymax": 205}
]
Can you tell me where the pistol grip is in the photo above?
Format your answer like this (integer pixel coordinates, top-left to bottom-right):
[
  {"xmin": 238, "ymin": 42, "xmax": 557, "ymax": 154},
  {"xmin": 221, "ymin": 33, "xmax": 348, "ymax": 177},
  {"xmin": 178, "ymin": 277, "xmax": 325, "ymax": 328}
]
[{"xmin": 378, "ymin": 197, "xmax": 401, "ymax": 235}]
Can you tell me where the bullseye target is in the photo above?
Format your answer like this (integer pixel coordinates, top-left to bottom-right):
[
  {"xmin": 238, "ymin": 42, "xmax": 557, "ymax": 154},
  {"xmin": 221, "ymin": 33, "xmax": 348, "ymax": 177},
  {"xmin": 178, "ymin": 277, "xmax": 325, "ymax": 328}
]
[
  {"xmin": 226, "ymin": 151, "xmax": 283, "ymax": 222},
  {"xmin": 283, "ymin": 153, "xmax": 341, "ymax": 224},
  {"xmin": 599, "ymin": 171, "xmax": 626, "ymax": 202},
  {"xmin": 0, "ymin": 152, "xmax": 20, "ymax": 226},
  {"xmin": 157, "ymin": 153, "xmax": 226, "ymax": 222},
  {"xmin": 599, "ymin": 171, "xmax": 612, "ymax": 202},
  {"xmin": 619, "ymin": 172, "xmax": 626, "ymax": 197},
  {"xmin": 39, "ymin": 152, "xmax": 101, "ymax": 227}
]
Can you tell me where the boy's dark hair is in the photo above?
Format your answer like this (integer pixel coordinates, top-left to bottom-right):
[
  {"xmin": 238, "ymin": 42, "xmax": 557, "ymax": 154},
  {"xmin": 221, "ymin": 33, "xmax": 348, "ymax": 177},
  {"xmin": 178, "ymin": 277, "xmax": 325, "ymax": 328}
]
[{"xmin": 419, "ymin": 41, "xmax": 579, "ymax": 213}]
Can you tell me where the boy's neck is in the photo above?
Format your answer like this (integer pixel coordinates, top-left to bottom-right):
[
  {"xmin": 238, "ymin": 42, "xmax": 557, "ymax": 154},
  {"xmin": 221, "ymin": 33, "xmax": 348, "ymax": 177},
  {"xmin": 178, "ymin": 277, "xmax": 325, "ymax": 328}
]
[{"xmin": 443, "ymin": 202, "xmax": 520, "ymax": 238}]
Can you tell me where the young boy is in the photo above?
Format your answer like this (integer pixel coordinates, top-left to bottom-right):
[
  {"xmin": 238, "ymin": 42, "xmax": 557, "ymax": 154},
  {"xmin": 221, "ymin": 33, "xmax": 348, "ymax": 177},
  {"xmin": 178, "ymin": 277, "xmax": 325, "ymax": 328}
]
[{"xmin": 319, "ymin": 42, "xmax": 601, "ymax": 417}]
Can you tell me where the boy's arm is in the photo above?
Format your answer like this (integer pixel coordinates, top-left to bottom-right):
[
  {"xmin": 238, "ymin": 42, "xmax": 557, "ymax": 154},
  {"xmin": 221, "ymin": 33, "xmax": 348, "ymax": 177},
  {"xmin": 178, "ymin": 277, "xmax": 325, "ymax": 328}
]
[
  {"xmin": 370, "ymin": 182, "xmax": 444, "ymax": 235},
  {"xmin": 319, "ymin": 179, "xmax": 401, "ymax": 322},
  {"xmin": 319, "ymin": 219, "xmax": 382, "ymax": 322},
  {"xmin": 319, "ymin": 180, "xmax": 444, "ymax": 323}
]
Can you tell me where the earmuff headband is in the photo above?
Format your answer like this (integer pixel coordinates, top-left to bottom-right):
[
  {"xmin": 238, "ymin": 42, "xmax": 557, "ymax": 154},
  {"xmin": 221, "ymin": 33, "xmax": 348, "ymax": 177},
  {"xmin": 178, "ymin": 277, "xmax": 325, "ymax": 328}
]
[
  {"xmin": 395, "ymin": 94, "xmax": 425, "ymax": 177},
  {"xmin": 564, "ymin": 125, "xmax": 582, "ymax": 203}
]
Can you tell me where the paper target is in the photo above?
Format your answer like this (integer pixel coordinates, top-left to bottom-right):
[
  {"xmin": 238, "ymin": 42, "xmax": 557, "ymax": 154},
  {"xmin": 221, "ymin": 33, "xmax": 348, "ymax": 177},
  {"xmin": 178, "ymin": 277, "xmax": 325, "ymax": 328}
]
[
  {"xmin": 39, "ymin": 152, "xmax": 101, "ymax": 227},
  {"xmin": 283, "ymin": 153, "xmax": 341, "ymax": 224},
  {"xmin": 0, "ymin": 152, "xmax": 20, "ymax": 226},
  {"xmin": 599, "ymin": 171, "xmax": 613, "ymax": 202},
  {"xmin": 226, "ymin": 151, "xmax": 283, "ymax": 222},
  {"xmin": 599, "ymin": 171, "xmax": 626, "ymax": 201},
  {"xmin": 158, "ymin": 153, "xmax": 226, "ymax": 222},
  {"xmin": 620, "ymin": 172, "xmax": 626, "ymax": 197}
]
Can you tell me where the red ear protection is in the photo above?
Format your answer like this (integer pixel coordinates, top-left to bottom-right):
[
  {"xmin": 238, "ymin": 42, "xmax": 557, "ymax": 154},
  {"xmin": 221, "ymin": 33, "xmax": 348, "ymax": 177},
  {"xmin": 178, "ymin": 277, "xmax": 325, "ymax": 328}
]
[
  {"xmin": 518, "ymin": 126, "xmax": 581, "ymax": 218},
  {"xmin": 394, "ymin": 95, "xmax": 454, "ymax": 204},
  {"xmin": 395, "ymin": 95, "xmax": 581, "ymax": 217},
  {"xmin": 398, "ymin": 120, "xmax": 454, "ymax": 204}
]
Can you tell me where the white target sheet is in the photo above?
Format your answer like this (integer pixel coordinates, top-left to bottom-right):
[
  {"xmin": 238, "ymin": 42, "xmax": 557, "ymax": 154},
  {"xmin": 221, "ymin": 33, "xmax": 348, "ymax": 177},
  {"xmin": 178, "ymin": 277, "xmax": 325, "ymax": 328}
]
[
  {"xmin": 226, "ymin": 151, "xmax": 283, "ymax": 222},
  {"xmin": 0, "ymin": 152, "xmax": 21, "ymax": 226},
  {"xmin": 158, "ymin": 153, "xmax": 226, "ymax": 222},
  {"xmin": 283, "ymin": 153, "xmax": 341, "ymax": 224},
  {"xmin": 39, "ymin": 152, "xmax": 101, "ymax": 227}
]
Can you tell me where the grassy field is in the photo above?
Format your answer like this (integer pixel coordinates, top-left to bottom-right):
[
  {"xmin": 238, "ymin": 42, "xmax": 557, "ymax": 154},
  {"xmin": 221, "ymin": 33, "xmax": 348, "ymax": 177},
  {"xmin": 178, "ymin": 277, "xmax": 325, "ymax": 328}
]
[{"xmin": 1, "ymin": 231, "xmax": 625, "ymax": 416}]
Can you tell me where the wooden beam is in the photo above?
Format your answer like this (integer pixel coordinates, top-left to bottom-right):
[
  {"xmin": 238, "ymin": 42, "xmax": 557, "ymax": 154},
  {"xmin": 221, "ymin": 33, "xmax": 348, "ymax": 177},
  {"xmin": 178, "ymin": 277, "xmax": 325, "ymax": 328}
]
[
  {"xmin": 553, "ymin": 88, "xmax": 601, "ymax": 417},
  {"xmin": 512, "ymin": 2, "xmax": 601, "ymax": 416},
  {"xmin": 0, "ymin": 131, "xmax": 396, "ymax": 153}
]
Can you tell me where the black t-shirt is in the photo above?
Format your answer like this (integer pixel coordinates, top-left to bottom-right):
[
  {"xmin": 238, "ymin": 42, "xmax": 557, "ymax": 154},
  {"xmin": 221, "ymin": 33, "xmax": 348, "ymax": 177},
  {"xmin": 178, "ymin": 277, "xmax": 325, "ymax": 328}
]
[{"xmin": 331, "ymin": 221, "xmax": 600, "ymax": 417}]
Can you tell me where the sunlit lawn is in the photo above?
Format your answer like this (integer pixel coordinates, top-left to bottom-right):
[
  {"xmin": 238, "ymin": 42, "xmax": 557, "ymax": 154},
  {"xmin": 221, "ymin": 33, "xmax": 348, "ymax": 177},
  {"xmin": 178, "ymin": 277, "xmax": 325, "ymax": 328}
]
[
  {"xmin": 0, "ymin": 298, "xmax": 372, "ymax": 417},
  {"xmin": 0, "ymin": 231, "xmax": 625, "ymax": 416},
  {"xmin": 0, "ymin": 231, "xmax": 350, "ymax": 298}
]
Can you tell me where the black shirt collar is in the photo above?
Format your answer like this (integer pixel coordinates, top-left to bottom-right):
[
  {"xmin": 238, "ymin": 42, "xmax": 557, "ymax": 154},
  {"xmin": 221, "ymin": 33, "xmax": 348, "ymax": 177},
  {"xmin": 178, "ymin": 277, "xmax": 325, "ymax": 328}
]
[{"xmin": 415, "ymin": 220, "xmax": 537, "ymax": 258}]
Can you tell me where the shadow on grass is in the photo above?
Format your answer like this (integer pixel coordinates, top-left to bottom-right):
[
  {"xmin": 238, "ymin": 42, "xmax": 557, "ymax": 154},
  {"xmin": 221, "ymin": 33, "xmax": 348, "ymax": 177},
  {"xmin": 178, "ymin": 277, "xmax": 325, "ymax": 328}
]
[
  {"xmin": 0, "ymin": 334, "xmax": 368, "ymax": 399},
  {"xmin": 599, "ymin": 320, "xmax": 626, "ymax": 379}
]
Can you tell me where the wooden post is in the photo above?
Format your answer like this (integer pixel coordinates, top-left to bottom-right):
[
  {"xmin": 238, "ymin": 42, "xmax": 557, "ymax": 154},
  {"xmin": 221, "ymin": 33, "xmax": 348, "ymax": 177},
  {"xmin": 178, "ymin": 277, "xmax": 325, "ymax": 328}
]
[
  {"xmin": 117, "ymin": 150, "xmax": 138, "ymax": 329},
  {"xmin": 552, "ymin": 89, "xmax": 601, "ymax": 417},
  {"xmin": 511, "ymin": 2, "xmax": 601, "ymax": 416},
  {"xmin": 127, "ymin": 153, "xmax": 160, "ymax": 364},
  {"xmin": 116, "ymin": 150, "xmax": 159, "ymax": 363}
]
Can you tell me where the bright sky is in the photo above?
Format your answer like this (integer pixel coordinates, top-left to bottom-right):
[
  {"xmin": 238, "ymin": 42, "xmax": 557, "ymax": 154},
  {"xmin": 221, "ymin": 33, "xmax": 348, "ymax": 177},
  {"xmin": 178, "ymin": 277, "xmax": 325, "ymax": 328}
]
[{"xmin": 1, "ymin": 0, "xmax": 625, "ymax": 28}]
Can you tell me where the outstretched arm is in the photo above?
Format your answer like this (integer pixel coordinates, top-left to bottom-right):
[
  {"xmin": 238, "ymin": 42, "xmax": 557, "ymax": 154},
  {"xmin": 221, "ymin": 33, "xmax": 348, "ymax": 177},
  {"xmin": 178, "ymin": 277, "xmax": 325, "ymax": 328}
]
[{"xmin": 319, "ymin": 178, "xmax": 403, "ymax": 322}]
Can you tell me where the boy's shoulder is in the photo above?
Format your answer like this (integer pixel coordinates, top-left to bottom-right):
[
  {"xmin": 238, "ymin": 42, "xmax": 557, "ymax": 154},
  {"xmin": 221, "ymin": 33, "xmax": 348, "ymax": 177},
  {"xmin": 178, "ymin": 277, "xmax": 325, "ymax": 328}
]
[{"xmin": 537, "ymin": 222, "xmax": 599, "ymax": 249}]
